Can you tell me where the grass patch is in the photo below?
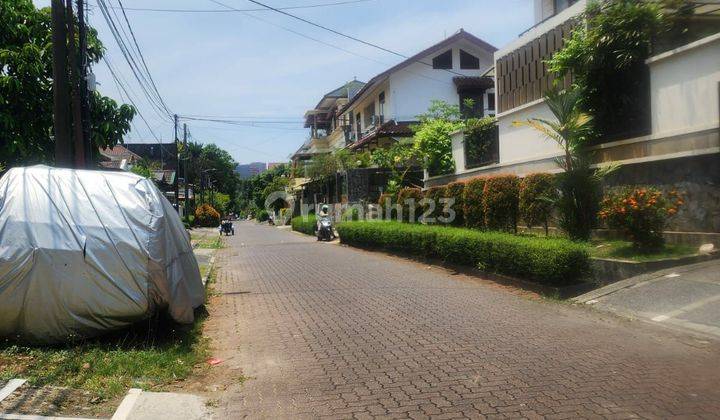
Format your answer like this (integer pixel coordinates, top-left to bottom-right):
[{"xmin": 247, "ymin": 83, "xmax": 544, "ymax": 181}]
[
  {"xmin": 0, "ymin": 311, "xmax": 209, "ymax": 401},
  {"xmin": 590, "ymin": 240, "xmax": 697, "ymax": 262},
  {"xmin": 192, "ymin": 234, "xmax": 223, "ymax": 249}
]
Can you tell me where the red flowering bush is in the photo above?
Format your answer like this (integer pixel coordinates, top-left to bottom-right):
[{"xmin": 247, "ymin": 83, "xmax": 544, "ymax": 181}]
[{"xmin": 599, "ymin": 187, "xmax": 683, "ymax": 250}]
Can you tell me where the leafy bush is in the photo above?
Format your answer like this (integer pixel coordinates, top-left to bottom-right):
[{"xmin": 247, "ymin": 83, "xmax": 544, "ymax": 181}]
[
  {"xmin": 341, "ymin": 206, "xmax": 362, "ymax": 222},
  {"xmin": 412, "ymin": 101, "xmax": 462, "ymax": 176},
  {"xmin": 519, "ymin": 173, "xmax": 557, "ymax": 234},
  {"xmin": 291, "ymin": 216, "xmax": 316, "ymax": 235},
  {"xmin": 257, "ymin": 209, "xmax": 270, "ymax": 222},
  {"xmin": 482, "ymin": 175, "xmax": 520, "ymax": 232},
  {"xmin": 422, "ymin": 186, "xmax": 445, "ymax": 223},
  {"xmin": 444, "ymin": 182, "xmax": 466, "ymax": 227},
  {"xmin": 194, "ymin": 204, "xmax": 220, "ymax": 227},
  {"xmin": 337, "ymin": 221, "xmax": 590, "ymax": 285},
  {"xmin": 464, "ymin": 117, "xmax": 498, "ymax": 168},
  {"xmin": 397, "ymin": 187, "xmax": 423, "ymax": 223},
  {"xmin": 378, "ymin": 193, "xmax": 397, "ymax": 220},
  {"xmin": 599, "ymin": 187, "xmax": 683, "ymax": 250},
  {"xmin": 463, "ymin": 177, "xmax": 487, "ymax": 229}
]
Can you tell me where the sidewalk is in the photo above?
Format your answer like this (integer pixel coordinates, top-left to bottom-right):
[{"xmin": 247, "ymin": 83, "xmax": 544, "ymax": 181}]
[{"xmin": 575, "ymin": 259, "xmax": 720, "ymax": 339}]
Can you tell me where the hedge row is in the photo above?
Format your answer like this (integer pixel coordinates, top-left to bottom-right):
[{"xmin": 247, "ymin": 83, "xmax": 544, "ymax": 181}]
[
  {"xmin": 384, "ymin": 173, "xmax": 556, "ymax": 233},
  {"xmin": 337, "ymin": 221, "xmax": 590, "ymax": 285},
  {"xmin": 291, "ymin": 216, "xmax": 316, "ymax": 235}
]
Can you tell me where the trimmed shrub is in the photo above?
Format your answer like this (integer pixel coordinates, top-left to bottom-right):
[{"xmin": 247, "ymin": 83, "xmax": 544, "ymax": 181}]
[
  {"xmin": 519, "ymin": 173, "xmax": 557, "ymax": 234},
  {"xmin": 463, "ymin": 177, "xmax": 486, "ymax": 229},
  {"xmin": 444, "ymin": 181, "xmax": 466, "ymax": 227},
  {"xmin": 337, "ymin": 221, "xmax": 590, "ymax": 285},
  {"xmin": 341, "ymin": 206, "xmax": 362, "ymax": 222},
  {"xmin": 422, "ymin": 186, "xmax": 445, "ymax": 223},
  {"xmin": 291, "ymin": 216, "xmax": 316, "ymax": 235},
  {"xmin": 378, "ymin": 193, "xmax": 397, "ymax": 220},
  {"xmin": 194, "ymin": 204, "xmax": 220, "ymax": 227},
  {"xmin": 397, "ymin": 187, "xmax": 423, "ymax": 223},
  {"xmin": 599, "ymin": 186, "xmax": 683, "ymax": 250},
  {"xmin": 482, "ymin": 175, "xmax": 520, "ymax": 232}
]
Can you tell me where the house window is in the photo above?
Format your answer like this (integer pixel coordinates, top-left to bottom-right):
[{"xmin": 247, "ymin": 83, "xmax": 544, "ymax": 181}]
[
  {"xmin": 432, "ymin": 50, "xmax": 453, "ymax": 69},
  {"xmin": 378, "ymin": 92, "xmax": 385, "ymax": 123},
  {"xmin": 355, "ymin": 112, "xmax": 361, "ymax": 137},
  {"xmin": 459, "ymin": 49, "xmax": 480, "ymax": 70},
  {"xmin": 363, "ymin": 102, "xmax": 375, "ymax": 127},
  {"xmin": 487, "ymin": 93, "xmax": 495, "ymax": 111},
  {"xmin": 553, "ymin": 0, "xmax": 578, "ymax": 15}
]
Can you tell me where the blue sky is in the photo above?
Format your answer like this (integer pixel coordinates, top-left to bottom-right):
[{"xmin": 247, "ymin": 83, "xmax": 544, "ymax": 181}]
[{"xmin": 35, "ymin": 0, "xmax": 533, "ymax": 164}]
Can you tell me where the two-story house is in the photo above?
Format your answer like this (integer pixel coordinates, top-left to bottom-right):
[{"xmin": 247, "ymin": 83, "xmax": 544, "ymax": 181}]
[
  {"xmin": 429, "ymin": 0, "xmax": 720, "ymax": 237},
  {"xmin": 338, "ymin": 29, "xmax": 497, "ymax": 152}
]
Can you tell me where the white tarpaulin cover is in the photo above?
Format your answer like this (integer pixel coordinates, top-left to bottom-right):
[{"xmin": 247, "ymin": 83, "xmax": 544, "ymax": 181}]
[{"xmin": 0, "ymin": 166, "xmax": 205, "ymax": 343}]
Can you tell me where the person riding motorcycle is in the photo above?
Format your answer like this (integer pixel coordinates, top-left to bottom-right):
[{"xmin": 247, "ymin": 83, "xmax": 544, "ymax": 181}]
[{"xmin": 316, "ymin": 204, "xmax": 335, "ymax": 240}]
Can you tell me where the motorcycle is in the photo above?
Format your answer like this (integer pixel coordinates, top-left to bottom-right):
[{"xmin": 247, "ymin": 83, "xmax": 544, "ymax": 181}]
[
  {"xmin": 316, "ymin": 216, "xmax": 335, "ymax": 241},
  {"xmin": 220, "ymin": 220, "xmax": 235, "ymax": 236}
]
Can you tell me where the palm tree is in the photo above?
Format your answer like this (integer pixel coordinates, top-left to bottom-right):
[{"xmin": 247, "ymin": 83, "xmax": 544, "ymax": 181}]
[
  {"xmin": 513, "ymin": 88, "xmax": 593, "ymax": 172},
  {"xmin": 513, "ymin": 88, "xmax": 614, "ymax": 241}
]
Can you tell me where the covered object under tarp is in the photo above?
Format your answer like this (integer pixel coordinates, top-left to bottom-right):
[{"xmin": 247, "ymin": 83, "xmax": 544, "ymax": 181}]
[{"xmin": 0, "ymin": 166, "xmax": 205, "ymax": 343}]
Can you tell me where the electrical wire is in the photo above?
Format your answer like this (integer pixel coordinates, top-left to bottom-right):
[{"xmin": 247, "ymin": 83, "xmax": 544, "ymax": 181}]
[
  {"xmin": 96, "ymin": 0, "xmax": 173, "ymax": 121},
  {"xmin": 211, "ymin": 0, "xmax": 466, "ymax": 77},
  {"xmin": 98, "ymin": 0, "xmax": 375, "ymax": 13}
]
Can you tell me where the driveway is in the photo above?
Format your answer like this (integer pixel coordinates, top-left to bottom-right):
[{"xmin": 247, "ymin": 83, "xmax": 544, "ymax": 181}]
[
  {"xmin": 576, "ymin": 259, "xmax": 720, "ymax": 339},
  {"xmin": 206, "ymin": 222, "xmax": 720, "ymax": 419}
]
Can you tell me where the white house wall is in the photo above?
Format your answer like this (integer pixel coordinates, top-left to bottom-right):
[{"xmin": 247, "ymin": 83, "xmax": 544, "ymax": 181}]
[
  {"xmin": 388, "ymin": 42, "xmax": 494, "ymax": 121},
  {"xmin": 648, "ymin": 34, "xmax": 720, "ymax": 138},
  {"xmin": 497, "ymin": 101, "xmax": 563, "ymax": 165}
]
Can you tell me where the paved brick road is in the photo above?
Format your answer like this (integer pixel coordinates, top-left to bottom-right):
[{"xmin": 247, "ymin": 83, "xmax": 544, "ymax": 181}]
[{"xmin": 208, "ymin": 222, "xmax": 720, "ymax": 419}]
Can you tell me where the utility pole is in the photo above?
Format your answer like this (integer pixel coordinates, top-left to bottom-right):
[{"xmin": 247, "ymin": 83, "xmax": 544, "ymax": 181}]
[
  {"xmin": 183, "ymin": 123, "xmax": 190, "ymax": 220},
  {"xmin": 174, "ymin": 114, "xmax": 180, "ymax": 212},
  {"xmin": 52, "ymin": 0, "xmax": 73, "ymax": 167},
  {"xmin": 77, "ymin": 0, "xmax": 92, "ymax": 166},
  {"xmin": 66, "ymin": 0, "xmax": 84, "ymax": 167}
]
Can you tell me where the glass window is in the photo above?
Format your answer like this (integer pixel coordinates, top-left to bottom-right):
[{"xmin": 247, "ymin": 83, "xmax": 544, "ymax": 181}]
[
  {"xmin": 459, "ymin": 49, "xmax": 480, "ymax": 70},
  {"xmin": 487, "ymin": 93, "xmax": 495, "ymax": 111},
  {"xmin": 432, "ymin": 50, "xmax": 453, "ymax": 69}
]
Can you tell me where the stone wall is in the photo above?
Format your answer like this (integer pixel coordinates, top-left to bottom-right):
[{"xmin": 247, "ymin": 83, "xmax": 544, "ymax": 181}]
[{"xmin": 603, "ymin": 153, "xmax": 720, "ymax": 233}]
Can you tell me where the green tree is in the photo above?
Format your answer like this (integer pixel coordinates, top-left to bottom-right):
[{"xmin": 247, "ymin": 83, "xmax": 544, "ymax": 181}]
[
  {"xmin": 0, "ymin": 0, "xmax": 135, "ymax": 168},
  {"xmin": 547, "ymin": 0, "xmax": 665, "ymax": 138},
  {"xmin": 411, "ymin": 100, "xmax": 464, "ymax": 176}
]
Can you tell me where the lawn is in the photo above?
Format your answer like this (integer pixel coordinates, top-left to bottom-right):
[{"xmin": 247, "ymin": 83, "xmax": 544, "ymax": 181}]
[
  {"xmin": 0, "ymin": 311, "xmax": 209, "ymax": 401},
  {"xmin": 191, "ymin": 232, "xmax": 223, "ymax": 249},
  {"xmin": 589, "ymin": 240, "xmax": 697, "ymax": 262},
  {"xmin": 0, "ymin": 264, "xmax": 215, "ymax": 403}
]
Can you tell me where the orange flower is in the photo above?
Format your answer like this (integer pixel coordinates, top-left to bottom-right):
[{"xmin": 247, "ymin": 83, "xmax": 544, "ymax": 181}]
[{"xmin": 668, "ymin": 208, "xmax": 677, "ymax": 215}]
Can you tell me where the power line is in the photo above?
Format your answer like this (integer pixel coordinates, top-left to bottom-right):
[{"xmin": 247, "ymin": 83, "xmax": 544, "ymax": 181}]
[
  {"xmin": 116, "ymin": 0, "xmax": 172, "ymax": 116},
  {"xmin": 211, "ymin": 0, "xmax": 466, "ymax": 77},
  {"xmin": 207, "ymin": 1, "xmax": 461, "ymax": 86},
  {"xmin": 96, "ymin": 0, "xmax": 173, "ymax": 120},
  {"xmin": 97, "ymin": 0, "xmax": 375, "ymax": 13},
  {"xmin": 103, "ymin": 54, "xmax": 162, "ymax": 141}
]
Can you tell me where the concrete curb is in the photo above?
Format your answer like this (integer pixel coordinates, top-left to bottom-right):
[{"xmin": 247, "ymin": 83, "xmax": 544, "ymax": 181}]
[
  {"xmin": 573, "ymin": 259, "xmax": 720, "ymax": 303},
  {"xmin": 110, "ymin": 388, "xmax": 142, "ymax": 420},
  {"xmin": 201, "ymin": 255, "xmax": 216, "ymax": 287},
  {"xmin": 0, "ymin": 379, "xmax": 26, "ymax": 403},
  {"xmin": 0, "ymin": 414, "xmax": 103, "ymax": 420}
]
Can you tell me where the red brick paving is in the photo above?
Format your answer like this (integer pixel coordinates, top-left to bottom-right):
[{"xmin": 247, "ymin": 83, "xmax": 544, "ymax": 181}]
[{"xmin": 208, "ymin": 222, "xmax": 720, "ymax": 419}]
